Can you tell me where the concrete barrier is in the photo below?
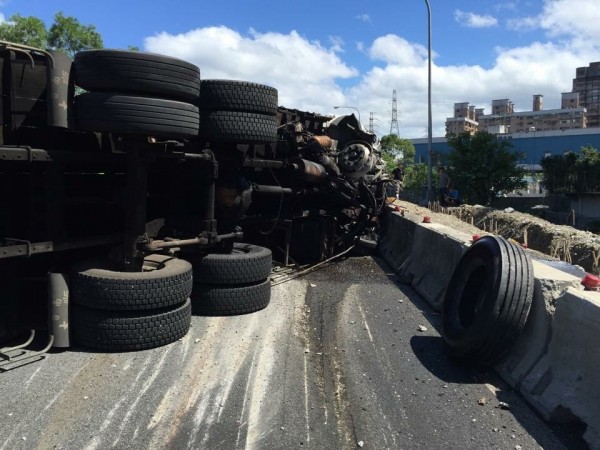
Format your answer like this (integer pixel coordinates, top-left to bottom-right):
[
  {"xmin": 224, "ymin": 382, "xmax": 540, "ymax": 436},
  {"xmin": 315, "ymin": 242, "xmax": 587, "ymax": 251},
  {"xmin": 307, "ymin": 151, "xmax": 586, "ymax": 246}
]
[
  {"xmin": 519, "ymin": 288, "xmax": 600, "ymax": 449},
  {"xmin": 496, "ymin": 261, "xmax": 584, "ymax": 390},
  {"xmin": 379, "ymin": 207, "xmax": 472, "ymax": 311},
  {"xmin": 402, "ymin": 223, "xmax": 471, "ymax": 311},
  {"xmin": 379, "ymin": 207, "xmax": 600, "ymax": 449}
]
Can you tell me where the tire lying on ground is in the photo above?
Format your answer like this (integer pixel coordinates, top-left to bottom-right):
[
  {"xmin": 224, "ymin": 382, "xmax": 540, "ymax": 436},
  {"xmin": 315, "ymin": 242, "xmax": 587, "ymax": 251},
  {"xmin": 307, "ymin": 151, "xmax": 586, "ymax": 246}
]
[
  {"xmin": 71, "ymin": 254, "xmax": 193, "ymax": 310},
  {"xmin": 73, "ymin": 50, "xmax": 201, "ymax": 103},
  {"xmin": 185, "ymin": 243, "xmax": 272, "ymax": 285},
  {"xmin": 199, "ymin": 80, "xmax": 278, "ymax": 115},
  {"xmin": 441, "ymin": 235, "xmax": 534, "ymax": 366},
  {"xmin": 198, "ymin": 111, "xmax": 278, "ymax": 144},
  {"xmin": 71, "ymin": 299, "xmax": 192, "ymax": 352},
  {"xmin": 191, "ymin": 279, "xmax": 271, "ymax": 316},
  {"xmin": 74, "ymin": 92, "xmax": 200, "ymax": 138}
]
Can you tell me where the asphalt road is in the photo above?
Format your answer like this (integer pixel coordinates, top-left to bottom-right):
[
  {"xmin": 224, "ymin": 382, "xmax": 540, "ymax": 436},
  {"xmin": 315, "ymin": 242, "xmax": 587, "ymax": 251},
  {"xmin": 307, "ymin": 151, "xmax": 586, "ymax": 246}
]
[{"xmin": 0, "ymin": 255, "xmax": 586, "ymax": 449}]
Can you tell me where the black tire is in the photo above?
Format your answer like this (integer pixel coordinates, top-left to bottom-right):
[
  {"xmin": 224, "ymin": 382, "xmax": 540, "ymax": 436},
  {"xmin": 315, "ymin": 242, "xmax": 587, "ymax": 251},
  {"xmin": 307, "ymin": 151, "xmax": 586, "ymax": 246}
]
[
  {"xmin": 186, "ymin": 243, "xmax": 272, "ymax": 285},
  {"xmin": 198, "ymin": 111, "xmax": 278, "ymax": 144},
  {"xmin": 74, "ymin": 50, "xmax": 201, "ymax": 102},
  {"xmin": 74, "ymin": 92, "xmax": 200, "ymax": 138},
  {"xmin": 71, "ymin": 299, "xmax": 192, "ymax": 351},
  {"xmin": 199, "ymin": 80, "xmax": 278, "ymax": 115},
  {"xmin": 71, "ymin": 254, "xmax": 193, "ymax": 311},
  {"xmin": 191, "ymin": 279, "xmax": 271, "ymax": 316},
  {"xmin": 441, "ymin": 235, "xmax": 534, "ymax": 366}
]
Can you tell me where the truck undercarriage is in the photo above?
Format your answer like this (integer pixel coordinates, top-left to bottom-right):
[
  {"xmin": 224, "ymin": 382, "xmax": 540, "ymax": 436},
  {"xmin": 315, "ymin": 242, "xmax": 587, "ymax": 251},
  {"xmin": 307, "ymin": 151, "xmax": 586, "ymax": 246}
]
[{"xmin": 0, "ymin": 42, "xmax": 390, "ymax": 355}]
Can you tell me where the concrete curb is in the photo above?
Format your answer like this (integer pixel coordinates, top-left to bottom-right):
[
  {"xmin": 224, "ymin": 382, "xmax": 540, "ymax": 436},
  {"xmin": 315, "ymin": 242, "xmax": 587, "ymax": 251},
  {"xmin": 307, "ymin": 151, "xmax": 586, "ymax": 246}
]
[{"xmin": 379, "ymin": 207, "xmax": 600, "ymax": 449}]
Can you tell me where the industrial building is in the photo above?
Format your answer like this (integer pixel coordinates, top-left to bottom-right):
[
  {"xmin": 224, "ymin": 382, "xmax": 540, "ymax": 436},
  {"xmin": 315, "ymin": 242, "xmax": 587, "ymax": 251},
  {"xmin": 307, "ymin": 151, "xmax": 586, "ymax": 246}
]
[{"xmin": 412, "ymin": 127, "xmax": 600, "ymax": 167}]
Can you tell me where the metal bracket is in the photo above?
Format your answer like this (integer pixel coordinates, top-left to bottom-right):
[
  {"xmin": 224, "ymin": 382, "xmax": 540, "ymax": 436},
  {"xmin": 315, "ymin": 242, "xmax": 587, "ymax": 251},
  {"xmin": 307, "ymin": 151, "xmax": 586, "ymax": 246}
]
[
  {"xmin": 0, "ymin": 330, "xmax": 54, "ymax": 371},
  {"xmin": 3, "ymin": 238, "xmax": 33, "ymax": 257}
]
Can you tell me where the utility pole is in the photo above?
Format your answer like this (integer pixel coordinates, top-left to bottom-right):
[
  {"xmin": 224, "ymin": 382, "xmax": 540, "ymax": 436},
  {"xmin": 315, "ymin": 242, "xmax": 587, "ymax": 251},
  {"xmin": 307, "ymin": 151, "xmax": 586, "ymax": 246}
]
[
  {"xmin": 368, "ymin": 112, "xmax": 374, "ymax": 134},
  {"xmin": 390, "ymin": 90, "xmax": 399, "ymax": 135},
  {"xmin": 424, "ymin": 0, "xmax": 434, "ymax": 203}
]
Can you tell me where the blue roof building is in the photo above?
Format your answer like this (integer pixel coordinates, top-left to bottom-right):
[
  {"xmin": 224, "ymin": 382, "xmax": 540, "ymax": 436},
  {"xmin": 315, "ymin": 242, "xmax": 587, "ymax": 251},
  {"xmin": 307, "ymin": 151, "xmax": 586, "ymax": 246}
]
[{"xmin": 411, "ymin": 128, "xmax": 600, "ymax": 167}]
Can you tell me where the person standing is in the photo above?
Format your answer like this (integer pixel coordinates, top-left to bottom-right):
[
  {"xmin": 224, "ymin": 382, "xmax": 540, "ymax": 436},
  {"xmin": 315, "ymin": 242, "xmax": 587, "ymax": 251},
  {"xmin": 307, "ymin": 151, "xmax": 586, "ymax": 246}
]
[
  {"xmin": 437, "ymin": 166, "xmax": 450, "ymax": 206},
  {"xmin": 392, "ymin": 162, "xmax": 404, "ymax": 197}
]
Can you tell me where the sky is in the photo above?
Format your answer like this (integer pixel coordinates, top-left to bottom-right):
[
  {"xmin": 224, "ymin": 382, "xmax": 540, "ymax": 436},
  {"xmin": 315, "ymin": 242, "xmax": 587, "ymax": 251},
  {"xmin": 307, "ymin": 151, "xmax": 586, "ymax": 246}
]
[{"xmin": 2, "ymin": 0, "xmax": 600, "ymax": 138}]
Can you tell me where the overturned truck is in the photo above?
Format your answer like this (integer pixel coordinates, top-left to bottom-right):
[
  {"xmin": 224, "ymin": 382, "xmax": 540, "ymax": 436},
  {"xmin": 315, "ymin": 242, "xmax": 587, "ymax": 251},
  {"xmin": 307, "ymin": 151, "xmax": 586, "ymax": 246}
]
[{"xmin": 0, "ymin": 42, "xmax": 389, "ymax": 357}]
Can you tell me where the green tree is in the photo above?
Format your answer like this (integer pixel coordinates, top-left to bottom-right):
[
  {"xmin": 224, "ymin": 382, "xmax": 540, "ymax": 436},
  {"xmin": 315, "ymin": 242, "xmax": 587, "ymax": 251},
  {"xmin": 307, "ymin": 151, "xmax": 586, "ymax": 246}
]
[
  {"xmin": 0, "ymin": 14, "xmax": 47, "ymax": 48},
  {"xmin": 0, "ymin": 12, "xmax": 103, "ymax": 56},
  {"xmin": 447, "ymin": 131, "xmax": 527, "ymax": 205},
  {"xmin": 47, "ymin": 12, "xmax": 103, "ymax": 56},
  {"xmin": 380, "ymin": 150, "xmax": 396, "ymax": 174},
  {"xmin": 403, "ymin": 163, "xmax": 428, "ymax": 192},
  {"xmin": 541, "ymin": 146, "xmax": 600, "ymax": 193},
  {"xmin": 380, "ymin": 134, "xmax": 416, "ymax": 163}
]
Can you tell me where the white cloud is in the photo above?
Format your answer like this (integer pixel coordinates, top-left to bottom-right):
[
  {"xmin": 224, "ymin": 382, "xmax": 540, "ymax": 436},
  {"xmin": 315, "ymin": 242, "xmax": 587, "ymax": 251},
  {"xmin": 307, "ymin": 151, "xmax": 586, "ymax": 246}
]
[
  {"xmin": 540, "ymin": 0, "xmax": 600, "ymax": 39},
  {"xmin": 494, "ymin": 2, "xmax": 518, "ymax": 12},
  {"xmin": 356, "ymin": 14, "xmax": 372, "ymax": 24},
  {"xmin": 508, "ymin": 0, "xmax": 600, "ymax": 39},
  {"xmin": 454, "ymin": 10, "xmax": 498, "ymax": 28},
  {"xmin": 369, "ymin": 35, "xmax": 429, "ymax": 66},
  {"xmin": 141, "ymin": 1, "xmax": 600, "ymax": 139},
  {"xmin": 144, "ymin": 26, "xmax": 357, "ymax": 111},
  {"xmin": 328, "ymin": 35, "xmax": 345, "ymax": 53}
]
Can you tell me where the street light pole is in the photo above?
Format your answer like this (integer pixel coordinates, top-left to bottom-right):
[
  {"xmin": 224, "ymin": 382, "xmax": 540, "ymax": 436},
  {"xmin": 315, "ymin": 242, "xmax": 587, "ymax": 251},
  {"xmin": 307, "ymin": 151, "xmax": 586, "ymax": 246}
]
[
  {"xmin": 334, "ymin": 105, "xmax": 362, "ymax": 125},
  {"xmin": 424, "ymin": 0, "xmax": 433, "ymax": 203}
]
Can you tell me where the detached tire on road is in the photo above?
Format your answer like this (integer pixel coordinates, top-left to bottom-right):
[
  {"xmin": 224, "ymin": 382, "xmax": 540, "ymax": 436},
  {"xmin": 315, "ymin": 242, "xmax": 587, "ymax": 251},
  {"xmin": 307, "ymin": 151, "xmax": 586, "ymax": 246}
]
[
  {"xmin": 71, "ymin": 299, "xmax": 192, "ymax": 351},
  {"xmin": 198, "ymin": 111, "xmax": 278, "ymax": 144},
  {"xmin": 441, "ymin": 235, "xmax": 534, "ymax": 366},
  {"xmin": 74, "ymin": 50, "xmax": 201, "ymax": 102},
  {"xmin": 191, "ymin": 279, "xmax": 271, "ymax": 316},
  {"xmin": 186, "ymin": 243, "xmax": 272, "ymax": 285},
  {"xmin": 199, "ymin": 80, "xmax": 278, "ymax": 115},
  {"xmin": 71, "ymin": 254, "xmax": 193, "ymax": 311},
  {"xmin": 74, "ymin": 92, "xmax": 200, "ymax": 138}
]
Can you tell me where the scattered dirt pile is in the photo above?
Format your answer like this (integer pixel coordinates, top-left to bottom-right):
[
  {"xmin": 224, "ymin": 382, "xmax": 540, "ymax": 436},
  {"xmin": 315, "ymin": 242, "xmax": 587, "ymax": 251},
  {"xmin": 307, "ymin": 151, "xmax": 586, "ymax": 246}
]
[{"xmin": 392, "ymin": 200, "xmax": 600, "ymax": 275}]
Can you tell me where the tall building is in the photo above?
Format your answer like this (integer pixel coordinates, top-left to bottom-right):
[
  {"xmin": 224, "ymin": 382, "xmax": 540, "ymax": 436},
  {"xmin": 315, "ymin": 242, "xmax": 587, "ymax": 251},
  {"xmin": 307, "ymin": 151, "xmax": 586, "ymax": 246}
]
[
  {"xmin": 572, "ymin": 61, "xmax": 600, "ymax": 128},
  {"xmin": 446, "ymin": 93, "xmax": 587, "ymax": 136},
  {"xmin": 445, "ymin": 102, "xmax": 478, "ymax": 135}
]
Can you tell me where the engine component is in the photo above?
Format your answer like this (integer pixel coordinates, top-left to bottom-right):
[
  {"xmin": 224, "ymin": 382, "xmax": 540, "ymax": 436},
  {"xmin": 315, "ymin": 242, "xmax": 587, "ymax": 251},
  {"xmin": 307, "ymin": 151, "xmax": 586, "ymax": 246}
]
[
  {"xmin": 290, "ymin": 157, "xmax": 328, "ymax": 184},
  {"xmin": 338, "ymin": 141, "xmax": 375, "ymax": 180}
]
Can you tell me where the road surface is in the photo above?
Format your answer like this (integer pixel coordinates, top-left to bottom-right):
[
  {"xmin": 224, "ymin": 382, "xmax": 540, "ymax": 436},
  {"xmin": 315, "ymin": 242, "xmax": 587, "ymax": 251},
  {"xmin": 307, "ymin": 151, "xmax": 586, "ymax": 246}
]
[{"xmin": 0, "ymin": 255, "xmax": 586, "ymax": 449}]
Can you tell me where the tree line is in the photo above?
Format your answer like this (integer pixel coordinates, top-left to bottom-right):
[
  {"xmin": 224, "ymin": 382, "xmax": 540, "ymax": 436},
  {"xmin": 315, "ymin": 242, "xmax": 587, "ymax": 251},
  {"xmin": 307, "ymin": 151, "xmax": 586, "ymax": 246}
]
[
  {"xmin": 0, "ymin": 11, "xmax": 138, "ymax": 56},
  {"xmin": 540, "ymin": 146, "xmax": 600, "ymax": 194}
]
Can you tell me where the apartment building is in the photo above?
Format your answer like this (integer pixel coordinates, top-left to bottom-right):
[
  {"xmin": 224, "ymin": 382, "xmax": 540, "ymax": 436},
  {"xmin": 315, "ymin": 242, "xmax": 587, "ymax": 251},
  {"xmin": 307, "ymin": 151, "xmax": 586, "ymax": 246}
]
[
  {"xmin": 572, "ymin": 61, "xmax": 600, "ymax": 128},
  {"xmin": 446, "ymin": 93, "xmax": 587, "ymax": 135},
  {"xmin": 444, "ymin": 62, "xmax": 600, "ymax": 136}
]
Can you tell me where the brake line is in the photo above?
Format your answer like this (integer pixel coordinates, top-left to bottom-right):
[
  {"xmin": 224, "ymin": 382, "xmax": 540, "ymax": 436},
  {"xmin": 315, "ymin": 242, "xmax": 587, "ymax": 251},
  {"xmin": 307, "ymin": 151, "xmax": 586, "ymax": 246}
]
[{"xmin": 270, "ymin": 244, "xmax": 356, "ymax": 286}]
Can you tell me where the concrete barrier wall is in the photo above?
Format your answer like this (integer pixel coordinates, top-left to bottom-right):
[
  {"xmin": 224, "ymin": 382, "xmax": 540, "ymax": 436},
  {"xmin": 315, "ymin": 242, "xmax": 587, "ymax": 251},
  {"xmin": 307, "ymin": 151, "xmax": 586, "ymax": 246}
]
[
  {"xmin": 379, "ymin": 207, "xmax": 600, "ymax": 449},
  {"xmin": 519, "ymin": 288, "xmax": 600, "ymax": 448}
]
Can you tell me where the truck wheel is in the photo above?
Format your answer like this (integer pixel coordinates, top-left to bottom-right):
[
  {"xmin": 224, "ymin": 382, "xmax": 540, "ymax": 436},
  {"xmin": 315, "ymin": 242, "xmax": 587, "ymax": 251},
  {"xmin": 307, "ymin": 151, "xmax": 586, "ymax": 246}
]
[
  {"xmin": 441, "ymin": 235, "xmax": 534, "ymax": 366},
  {"xmin": 71, "ymin": 254, "xmax": 193, "ymax": 310},
  {"xmin": 198, "ymin": 111, "xmax": 278, "ymax": 144},
  {"xmin": 199, "ymin": 80, "xmax": 278, "ymax": 115},
  {"xmin": 185, "ymin": 243, "xmax": 272, "ymax": 285},
  {"xmin": 191, "ymin": 279, "xmax": 271, "ymax": 316},
  {"xmin": 74, "ymin": 92, "xmax": 200, "ymax": 138},
  {"xmin": 74, "ymin": 50, "xmax": 201, "ymax": 102},
  {"xmin": 71, "ymin": 299, "xmax": 191, "ymax": 351}
]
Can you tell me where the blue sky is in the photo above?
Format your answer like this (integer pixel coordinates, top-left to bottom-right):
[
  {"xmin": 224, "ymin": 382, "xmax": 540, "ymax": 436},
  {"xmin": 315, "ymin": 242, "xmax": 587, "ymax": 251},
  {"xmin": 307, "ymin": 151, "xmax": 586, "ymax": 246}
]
[{"xmin": 1, "ymin": 0, "xmax": 599, "ymax": 138}]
